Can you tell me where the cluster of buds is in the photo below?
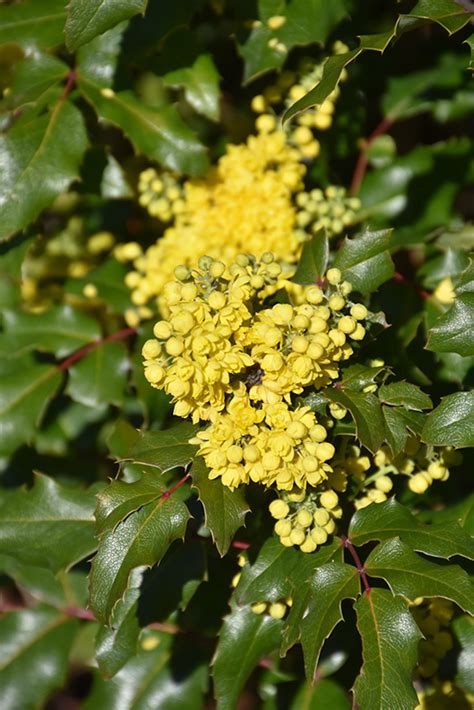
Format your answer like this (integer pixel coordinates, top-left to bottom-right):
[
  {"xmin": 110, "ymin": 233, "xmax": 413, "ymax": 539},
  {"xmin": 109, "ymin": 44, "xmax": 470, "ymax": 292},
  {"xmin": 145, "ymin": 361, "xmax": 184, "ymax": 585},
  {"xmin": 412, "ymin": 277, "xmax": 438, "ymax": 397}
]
[
  {"xmin": 251, "ymin": 597, "xmax": 293, "ymax": 619},
  {"xmin": 137, "ymin": 168, "xmax": 184, "ymax": 222},
  {"xmin": 295, "ymin": 186, "xmax": 361, "ymax": 237}
]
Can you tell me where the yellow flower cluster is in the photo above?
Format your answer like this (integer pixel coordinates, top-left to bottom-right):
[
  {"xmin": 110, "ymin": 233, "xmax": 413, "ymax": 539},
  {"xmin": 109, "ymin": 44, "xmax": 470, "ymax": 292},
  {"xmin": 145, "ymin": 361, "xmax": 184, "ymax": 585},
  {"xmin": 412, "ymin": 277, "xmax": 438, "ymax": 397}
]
[
  {"xmin": 118, "ymin": 121, "xmax": 312, "ymax": 311},
  {"xmin": 269, "ymin": 487, "xmax": 342, "ymax": 553},
  {"xmin": 295, "ymin": 186, "xmax": 361, "ymax": 237},
  {"xmin": 137, "ymin": 168, "xmax": 184, "ymax": 222},
  {"xmin": 412, "ymin": 598, "xmax": 455, "ymax": 680},
  {"xmin": 251, "ymin": 596, "xmax": 293, "ymax": 619},
  {"xmin": 142, "ymin": 256, "xmax": 369, "ymax": 492}
]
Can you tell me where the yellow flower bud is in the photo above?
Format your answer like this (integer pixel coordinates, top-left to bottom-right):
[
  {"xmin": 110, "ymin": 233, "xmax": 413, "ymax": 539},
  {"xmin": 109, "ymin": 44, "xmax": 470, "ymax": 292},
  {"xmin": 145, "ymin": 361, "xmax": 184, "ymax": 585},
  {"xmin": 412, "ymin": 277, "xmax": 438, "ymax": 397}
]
[
  {"xmin": 375, "ymin": 475, "xmax": 393, "ymax": 493},
  {"xmin": 328, "ymin": 294, "xmax": 345, "ymax": 311},
  {"xmin": 309, "ymin": 425, "xmax": 327, "ymax": 442},
  {"xmin": 300, "ymin": 537, "xmax": 317, "ymax": 553},
  {"xmin": 338, "ymin": 316, "xmax": 356, "ymax": 334},
  {"xmin": 267, "ymin": 14, "xmax": 286, "ymax": 29},
  {"xmin": 351, "ymin": 304, "xmax": 368, "ymax": 320},
  {"xmin": 313, "ymin": 509, "xmax": 330, "ymax": 526},
  {"xmin": 153, "ymin": 321, "xmax": 172, "ymax": 340},
  {"xmin": 227, "ymin": 445, "xmax": 243, "ymax": 464},
  {"xmin": 296, "ymin": 509, "xmax": 313, "ymax": 528},
  {"xmin": 275, "ymin": 519, "xmax": 292, "ymax": 537},
  {"xmin": 409, "ymin": 473, "xmax": 430, "ymax": 494},
  {"xmin": 269, "ymin": 499, "xmax": 290, "ymax": 519},
  {"xmin": 311, "ymin": 526, "xmax": 328, "ymax": 545},
  {"xmin": 251, "ymin": 602, "xmax": 267, "ymax": 615},
  {"xmin": 290, "ymin": 528, "xmax": 305, "ymax": 546},
  {"xmin": 286, "ymin": 421, "xmax": 307, "ymax": 440},
  {"xmin": 320, "ymin": 490, "xmax": 339, "ymax": 510},
  {"xmin": 269, "ymin": 602, "xmax": 287, "ymax": 619},
  {"xmin": 306, "ymin": 286, "xmax": 324, "ymax": 304},
  {"xmin": 251, "ymin": 94, "xmax": 267, "ymax": 113},
  {"xmin": 144, "ymin": 364, "xmax": 165, "ymax": 384},
  {"xmin": 208, "ymin": 291, "xmax": 226, "ymax": 310},
  {"xmin": 262, "ymin": 452, "xmax": 281, "ymax": 471},
  {"xmin": 292, "ymin": 335, "xmax": 309, "ymax": 353},
  {"xmin": 315, "ymin": 442, "xmax": 335, "ymax": 461},
  {"xmin": 165, "ymin": 336, "xmax": 184, "ymax": 356},
  {"xmin": 256, "ymin": 114, "xmax": 277, "ymax": 134},
  {"xmin": 340, "ymin": 280, "xmax": 353, "ymax": 296},
  {"xmin": 350, "ymin": 324, "xmax": 366, "ymax": 341},
  {"xmin": 326, "ymin": 268, "xmax": 342, "ymax": 285}
]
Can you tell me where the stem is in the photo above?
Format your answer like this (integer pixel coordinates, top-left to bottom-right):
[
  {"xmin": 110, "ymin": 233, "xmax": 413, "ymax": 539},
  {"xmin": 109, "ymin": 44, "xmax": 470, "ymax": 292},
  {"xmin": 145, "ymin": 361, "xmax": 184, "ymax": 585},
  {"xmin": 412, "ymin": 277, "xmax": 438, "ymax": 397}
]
[
  {"xmin": 341, "ymin": 536, "xmax": 371, "ymax": 595},
  {"xmin": 159, "ymin": 472, "xmax": 191, "ymax": 501},
  {"xmin": 58, "ymin": 327, "xmax": 136, "ymax": 371},
  {"xmin": 60, "ymin": 70, "xmax": 77, "ymax": 102},
  {"xmin": 349, "ymin": 115, "xmax": 393, "ymax": 195},
  {"xmin": 63, "ymin": 606, "xmax": 96, "ymax": 620},
  {"xmin": 231, "ymin": 540, "xmax": 250, "ymax": 550}
]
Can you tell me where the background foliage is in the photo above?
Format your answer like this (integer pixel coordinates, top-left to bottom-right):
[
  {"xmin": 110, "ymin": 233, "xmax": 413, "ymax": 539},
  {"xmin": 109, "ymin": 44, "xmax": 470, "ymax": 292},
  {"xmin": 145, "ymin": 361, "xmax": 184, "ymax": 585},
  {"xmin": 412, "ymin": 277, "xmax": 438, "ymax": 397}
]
[{"xmin": 0, "ymin": 0, "xmax": 473, "ymax": 708}]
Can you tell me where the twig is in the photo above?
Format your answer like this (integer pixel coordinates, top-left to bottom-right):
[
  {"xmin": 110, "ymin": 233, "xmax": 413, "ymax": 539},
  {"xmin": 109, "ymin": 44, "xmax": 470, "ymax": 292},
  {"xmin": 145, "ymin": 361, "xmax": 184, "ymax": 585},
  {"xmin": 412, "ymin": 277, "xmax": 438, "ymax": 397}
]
[
  {"xmin": 58, "ymin": 327, "xmax": 136, "ymax": 371},
  {"xmin": 350, "ymin": 116, "xmax": 394, "ymax": 195},
  {"xmin": 60, "ymin": 70, "xmax": 77, "ymax": 102},
  {"xmin": 159, "ymin": 472, "xmax": 191, "ymax": 502},
  {"xmin": 341, "ymin": 536, "xmax": 371, "ymax": 595},
  {"xmin": 231, "ymin": 540, "xmax": 250, "ymax": 550}
]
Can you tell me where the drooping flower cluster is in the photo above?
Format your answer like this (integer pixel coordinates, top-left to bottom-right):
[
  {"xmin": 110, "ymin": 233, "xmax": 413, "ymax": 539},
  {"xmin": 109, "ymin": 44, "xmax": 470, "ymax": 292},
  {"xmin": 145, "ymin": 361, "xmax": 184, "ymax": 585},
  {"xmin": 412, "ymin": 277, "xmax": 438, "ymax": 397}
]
[
  {"xmin": 142, "ymin": 255, "xmax": 369, "ymax": 492},
  {"xmin": 137, "ymin": 168, "xmax": 184, "ymax": 222}
]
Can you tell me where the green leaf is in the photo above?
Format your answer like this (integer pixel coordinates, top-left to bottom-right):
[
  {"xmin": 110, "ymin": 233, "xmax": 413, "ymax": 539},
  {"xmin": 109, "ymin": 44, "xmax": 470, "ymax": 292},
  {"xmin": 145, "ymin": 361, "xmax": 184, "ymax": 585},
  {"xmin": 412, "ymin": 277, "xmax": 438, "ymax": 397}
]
[
  {"xmin": 213, "ymin": 606, "xmax": 282, "ymax": 710},
  {"xmin": 86, "ymin": 631, "xmax": 208, "ymax": 709},
  {"xmin": 453, "ymin": 615, "xmax": 474, "ymax": 694},
  {"xmin": 65, "ymin": 0, "xmax": 147, "ymax": 51},
  {"xmin": 332, "ymin": 229, "xmax": 395, "ymax": 294},
  {"xmin": 422, "ymin": 392, "xmax": 474, "ymax": 448},
  {"xmin": 66, "ymin": 340, "xmax": 129, "ymax": 407},
  {"xmin": 191, "ymin": 457, "xmax": 249, "ymax": 556},
  {"xmin": 78, "ymin": 79, "xmax": 208, "ymax": 176},
  {"xmin": 0, "ymin": 358, "xmax": 62, "ymax": 455},
  {"xmin": 353, "ymin": 589, "xmax": 421, "ymax": 710},
  {"xmin": 378, "ymin": 382, "xmax": 432, "ymax": 411},
  {"xmin": 126, "ymin": 421, "xmax": 198, "ymax": 471},
  {"xmin": 298, "ymin": 562, "xmax": 360, "ymax": 681},
  {"xmin": 0, "ymin": 474, "xmax": 98, "ymax": 572},
  {"xmin": 426, "ymin": 293, "xmax": 474, "ymax": 357},
  {"xmin": 237, "ymin": 537, "xmax": 340, "ymax": 606},
  {"xmin": 292, "ymin": 230, "xmax": 329, "ymax": 285},
  {"xmin": 89, "ymin": 480, "xmax": 190, "ymax": 624},
  {"xmin": 340, "ymin": 364, "xmax": 387, "ymax": 391},
  {"xmin": 66, "ymin": 258, "xmax": 132, "ymax": 312},
  {"xmin": 349, "ymin": 499, "xmax": 474, "ymax": 560},
  {"xmin": 409, "ymin": 0, "xmax": 473, "ymax": 34},
  {"xmin": 164, "ymin": 54, "xmax": 220, "ymax": 121},
  {"xmin": 101, "ymin": 153, "xmax": 134, "ymax": 199},
  {"xmin": 365, "ymin": 538, "xmax": 474, "ymax": 614},
  {"xmin": 0, "ymin": 0, "xmax": 67, "ymax": 50},
  {"xmin": 324, "ymin": 388, "xmax": 385, "ymax": 453},
  {"xmin": 0, "ymin": 605, "xmax": 78, "ymax": 710},
  {"xmin": 291, "ymin": 679, "xmax": 351, "ymax": 710},
  {"xmin": 0, "ymin": 100, "xmax": 88, "ymax": 242},
  {"xmin": 1, "ymin": 304, "xmax": 101, "ymax": 358},
  {"xmin": 8, "ymin": 52, "xmax": 68, "ymax": 109},
  {"xmin": 76, "ymin": 22, "xmax": 126, "ymax": 89}
]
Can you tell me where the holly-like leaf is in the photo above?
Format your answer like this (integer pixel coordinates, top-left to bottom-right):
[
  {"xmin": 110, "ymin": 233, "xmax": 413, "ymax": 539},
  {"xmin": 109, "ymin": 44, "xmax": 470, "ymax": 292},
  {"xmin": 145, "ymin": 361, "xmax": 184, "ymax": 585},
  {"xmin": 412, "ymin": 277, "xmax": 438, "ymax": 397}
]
[
  {"xmin": 191, "ymin": 457, "xmax": 249, "ymax": 556},
  {"xmin": 349, "ymin": 499, "xmax": 474, "ymax": 560},
  {"xmin": 237, "ymin": 537, "xmax": 340, "ymax": 606},
  {"xmin": 0, "ymin": 474, "xmax": 98, "ymax": 572},
  {"xmin": 291, "ymin": 679, "xmax": 351, "ymax": 709},
  {"xmin": 422, "ymin": 392, "xmax": 474, "ymax": 448},
  {"xmin": 126, "ymin": 421, "xmax": 198, "ymax": 471},
  {"xmin": 378, "ymin": 382, "xmax": 432, "ymax": 411},
  {"xmin": 212, "ymin": 606, "xmax": 282, "ymax": 710},
  {"xmin": 0, "ymin": 100, "xmax": 88, "ymax": 242},
  {"xmin": 340, "ymin": 364, "xmax": 387, "ymax": 392},
  {"xmin": 409, "ymin": 0, "xmax": 473, "ymax": 34},
  {"xmin": 426, "ymin": 293, "xmax": 474, "ymax": 357},
  {"xmin": 298, "ymin": 562, "xmax": 360, "ymax": 681},
  {"xmin": 76, "ymin": 22, "xmax": 126, "ymax": 89},
  {"xmin": 0, "ymin": 605, "xmax": 78, "ymax": 710},
  {"xmin": 1, "ymin": 304, "xmax": 101, "ymax": 358},
  {"xmin": 353, "ymin": 589, "xmax": 421, "ymax": 710},
  {"xmin": 324, "ymin": 388, "xmax": 385, "ymax": 453},
  {"xmin": 66, "ymin": 340, "xmax": 129, "ymax": 407},
  {"xmin": 365, "ymin": 538, "xmax": 474, "ymax": 614},
  {"xmin": 0, "ymin": 0, "xmax": 67, "ymax": 50},
  {"xmin": 78, "ymin": 80, "xmax": 208, "ymax": 176},
  {"xmin": 0, "ymin": 358, "xmax": 62, "ymax": 455},
  {"xmin": 292, "ymin": 230, "xmax": 329, "ymax": 285},
  {"xmin": 65, "ymin": 0, "xmax": 147, "ymax": 51},
  {"xmin": 101, "ymin": 153, "xmax": 134, "ymax": 199},
  {"xmin": 89, "ymin": 480, "xmax": 190, "ymax": 624},
  {"xmin": 332, "ymin": 229, "xmax": 395, "ymax": 294},
  {"xmin": 7, "ymin": 52, "xmax": 68, "ymax": 110},
  {"xmin": 164, "ymin": 54, "xmax": 220, "ymax": 121},
  {"xmin": 453, "ymin": 615, "xmax": 474, "ymax": 694}
]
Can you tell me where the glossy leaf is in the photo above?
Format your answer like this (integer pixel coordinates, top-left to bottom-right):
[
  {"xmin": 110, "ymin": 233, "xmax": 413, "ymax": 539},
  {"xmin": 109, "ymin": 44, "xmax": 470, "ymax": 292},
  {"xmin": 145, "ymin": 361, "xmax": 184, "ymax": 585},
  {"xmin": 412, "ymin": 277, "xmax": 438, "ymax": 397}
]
[
  {"xmin": 299, "ymin": 563, "xmax": 360, "ymax": 681},
  {"xmin": 0, "ymin": 100, "xmax": 88, "ymax": 242},
  {"xmin": 349, "ymin": 499, "xmax": 474, "ymax": 560},
  {"xmin": 353, "ymin": 589, "xmax": 421, "ymax": 710},
  {"xmin": 378, "ymin": 382, "xmax": 432, "ymax": 411},
  {"xmin": 7, "ymin": 52, "xmax": 68, "ymax": 109},
  {"xmin": 89, "ymin": 481, "xmax": 190, "ymax": 623},
  {"xmin": 0, "ymin": 605, "xmax": 78, "ymax": 710},
  {"xmin": 291, "ymin": 679, "xmax": 351, "ymax": 710},
  {"xmin": 365, "ymin": 538, "xmax": 474, "ymax": 614},
  {"xmin": 426, "ymin": 293, "xmax": 474, "ymax": 357},
  {"xmin": 66, "ymin": 340, "xmax": 129, "ymax": 407},
  {"xmin": 1, "ymin": 304, "xmax": 101, "ymax": 358},
  {"xmin": 76, "ymin": 22, "xmax": 126, "ymax": 89},
  {"xmin": 126, "ymin": 421, "xmax": 198, "ymax": 471},
  {"xmin": 0, "ymin": 0, "xmax": 67, "ymax": 50},
  {"xmin": 292, "ymin": 230, "xmax": 329, "ymax": 285},
  {"xmin": 0, "ymin": 474, "xmax": 97, "ymax": 572},
  {"xmin": 65, "ymin": 0, "xmax": 147, "ymax": 51},
  {"xmin": 409, "ymin": 0, "xmax": 473, "ymax": 34},
  {"xmin": 213, "ymin": 606, "xmax": 282, "ymax": 710},
  {"xmin": 332, "ymin": 229, "xmax": 394, "ymax": 294},
  {"xmin": 324, "ymin": 388, "xmax": 385, "ymax": 453},
  {"xmin": 191, "ymin": 457, "xmax": 250, "ymax": 556},
  {"xmin": 422, "ymin": 392, "xmax": 474, "ymax": 447},
  {"xmin": 101, "ymin": 153, "xmax": 134, "ymax": 199},
  {"xmin": 453, "ymin": 615, "xmax": 474, "ymax": 694},
  {"xmin": 164, "ymin": 54, "xmax": 220, "ymax": 121}
]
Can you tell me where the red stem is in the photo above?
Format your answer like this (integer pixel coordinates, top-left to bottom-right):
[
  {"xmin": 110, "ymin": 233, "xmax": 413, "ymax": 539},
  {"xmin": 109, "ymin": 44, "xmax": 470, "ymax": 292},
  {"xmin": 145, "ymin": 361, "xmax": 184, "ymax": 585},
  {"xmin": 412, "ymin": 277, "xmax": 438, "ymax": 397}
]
[
  {"xmin": 341, "ymin": 536, "xmax": 371, "ymax": 595},
  {"xmin": 159, "ymin": 472, "xmax": 191, "ymax": 501},
  {"xmin": 58, "ymin": 327, "xmax": 136, "ymax": 371},
  {"xmin": 349, "ymin": 115, "xmax": 394, "ymax": 196},
  {"xmin": 231, "ymin": 540, "xmax": 250, "ymax": 550},
  {"xmin": 60, "ymin": 70, "xmax": 77, "ymax": 101}
]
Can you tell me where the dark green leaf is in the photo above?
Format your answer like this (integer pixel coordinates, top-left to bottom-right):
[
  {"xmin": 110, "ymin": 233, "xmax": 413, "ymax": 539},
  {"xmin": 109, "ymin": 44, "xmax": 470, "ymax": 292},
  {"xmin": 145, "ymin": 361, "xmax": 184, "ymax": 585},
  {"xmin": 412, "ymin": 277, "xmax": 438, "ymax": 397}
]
[
  {"xmin": 127, "ymin": 421, "xmax": 198, "ymax": 471},
  {"xmin": 324, "ymin": 388, "xmax": 385, "ymax": 453},
  {"xmin": 378, "ymin": 382, "xmax": 432, "ymax": 411},
  {"xmin": 291, "ymin": 679, "xmax": 351, "ymax": 709},
  {"xmin": 89, "ymin": 480, "xmax": 190, "ymax": 624},
  {"xmin": 426, "ymin": 293, "xmax": 474, "ymax": 357},
  {"xmin": 1, "ymin": 304, "xmax": 101, "ymax": 358},
  {"xmin": 365, "ymin": 538, "xmax": 474, "ymax": 614},
  {"xmin": 382, "ymin": 405, "xmax": 411, "ymax": 455},
  {"xmin": 422, "ymin": 392, "xmax": 474, "ymax": 448},
  {"xmin": 409, "ymin": 0, "xmax": 473, "ymax": 34},
  {"xmin": 164, "ymin": 54, "xmax": 220, "ymax": 121},
  {"xmin": 65, "ymin": 0, "xmax": 147, "ymax": 51},
  {"xmin": 0, "ymin": 358, "xmax": 62, "ymax": 455},
  {"xmin": 353, "ymin": 589, "xmax": 421, "ymax": 710},
  {"xmin": 453, "ymin": 615, "xmax": 474, "ymax": 694},
  {"xmin": 349, "ymin": 499, "xmax": 474, "ymax": 560},
  {"xmin": 299, "ymin": 562, "xmax": 360, "ymax": 681},
  {"xmin": 0, "ymin": 100, "xmax": 88, "ymax": 242},
  {"xmin": 101, "ymin": 153, "xmax": 134, "ymax": 199},
  {"xmin": 0, "ymin": 605, "xmax": 78, "ymax": 710},
  {"xmin": 191, "ymin": 457, "xmax": 249, "ymax": 556},
  {"xmin": 0, "ymin": 0, "xmax": 67, "ymax": 50},
  {"xmin": 213, "ymin": 606, "xmax": 282, "ymax": 710},
  {"xmin": 76, "ymin": 22, "xmax": 125, "ymax": 89},
  {"xmin": 292, "ymin": 230, "xmax": 328, "ymax": 285},
  {"xmin": 66, "ymin": 340, "xmax": 129, "ymax": 407},
  {"xmin": 332, "ymin": 229, "xmax": 395, "ymax": 294},
  {"xmin": 8, "ymin": 52, "xmax": 68, "ymax": 109},
  {"xmin": 340, "ymin": 364, "xmax": 387, "ymax": 391},
  {"xmin": 0, "ymin": 474, "xmax": 98, "ymax": 572}
]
